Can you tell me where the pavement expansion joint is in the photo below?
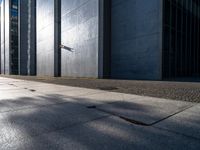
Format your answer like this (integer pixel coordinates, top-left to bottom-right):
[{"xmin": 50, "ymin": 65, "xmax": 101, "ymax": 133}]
[
  {"xmin": 119, "ymin": 116, "xmax": 149, "ymax": 126},
  {"xmin": 86, "ymin": 104, "xmax": 196, "ymax": 127},
  {"xmin": 149, "ymin": 104, "xmax": 195, "ymax": 126},
  {"xmin": 86, "ymin": 105, "xmax": 149, "ymax": 126}
]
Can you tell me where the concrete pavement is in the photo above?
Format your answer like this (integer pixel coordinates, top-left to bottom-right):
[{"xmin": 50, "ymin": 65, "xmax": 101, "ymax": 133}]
[
  {"xmin": 3, "ymin": 75, "xmax": 200, "ymax": 103},
  {"xmin": 0, "ymin": 77, "xmax": 199, "ymax": 150}
]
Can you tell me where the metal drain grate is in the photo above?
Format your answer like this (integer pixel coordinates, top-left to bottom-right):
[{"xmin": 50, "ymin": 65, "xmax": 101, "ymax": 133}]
[
  {"xmin": 29, "ymin": 89, "xmax": 36, "ymax": 92},
  {"xmin": 87, "ymin": 106, "xmax": 97, "ymax": 109},
  {"xmin": 98, "ymin": 86, "xmax": 118, "ymax": 91}
]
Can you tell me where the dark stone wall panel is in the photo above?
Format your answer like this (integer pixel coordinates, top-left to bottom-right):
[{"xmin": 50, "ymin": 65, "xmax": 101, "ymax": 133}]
[
  {"xmin": 19, "ymin": 0, "xmax": 28, "ymax": 75},
  {"xmin": 111, "ymin": 0, "xmax": 162, "ymax": 80}
]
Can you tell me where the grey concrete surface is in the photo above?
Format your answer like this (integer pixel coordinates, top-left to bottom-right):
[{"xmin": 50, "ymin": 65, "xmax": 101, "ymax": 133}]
[
  {"xmin": 4, "ymin": 75, "xmax": 200, "ymax": 103},
  {"xmin": 155, "ymin": 104, "xmax": 200, "ymax": 140},
  {"xmin": 97, "ymin": 100, "xmax": 193, "ymax": 125},
  {"xmin": 0, "ymin": 103, "xmax": 108, "ymax": 145},
  {"xmin": 1, "ymin": 116, "xmax": 200, "ymax": 150},
  {"xmin": 0, "ymin": 77, "xmax": 200, "ymax": 150}
]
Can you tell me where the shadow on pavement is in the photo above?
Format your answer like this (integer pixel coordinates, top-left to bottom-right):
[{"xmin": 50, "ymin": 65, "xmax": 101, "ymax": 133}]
[{"xmin": 0, "ymin": 94, "xmax": 199, "ymax": 150}]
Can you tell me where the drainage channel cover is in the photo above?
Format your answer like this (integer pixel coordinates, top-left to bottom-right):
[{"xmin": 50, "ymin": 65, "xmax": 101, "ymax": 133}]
[{"xmin": 98, "ymin": 86, "xmax": 118, "ymax": 91}]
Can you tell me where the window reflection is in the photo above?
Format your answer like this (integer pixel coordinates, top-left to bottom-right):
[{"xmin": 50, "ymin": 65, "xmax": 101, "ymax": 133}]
[{"xmin": 10, "ymin": 0, "xmax": 18, "ymax": 74}]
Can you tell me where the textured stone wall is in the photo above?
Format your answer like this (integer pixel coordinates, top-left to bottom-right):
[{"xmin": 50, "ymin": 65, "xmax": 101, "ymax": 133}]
[
  {"xmin": 111, "ymin": 0, "xmax": 163, "ymax": 80},
  {"xmin": 0, "ymin": 0, "xmax": 164, "ymax": 80},
  {"xmin": 61, "ymin": 0, "xmax": 99, "ymax": 78},
  {"xmin": 4, "ymin": 0, "xmax": 10, "ymax": 74},
  {"xmin": 1, "ymin": 0, "xmax": 5, "ymax": 74},
  {"xmin": 36, "ymin": 0, "xmax": 55, "ymax": 76}
]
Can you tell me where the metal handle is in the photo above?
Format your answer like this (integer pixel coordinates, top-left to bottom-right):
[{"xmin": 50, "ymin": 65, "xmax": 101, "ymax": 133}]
[{"xmin": 60, "ymin": 44, "xmax": 74, "ymax": 52}]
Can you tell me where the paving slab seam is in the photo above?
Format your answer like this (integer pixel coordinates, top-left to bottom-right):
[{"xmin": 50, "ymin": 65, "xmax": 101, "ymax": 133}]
[
  {"xmin": 93, "ymin": 107, "xmax": 151, "ymax": 126},
  {"xmin": 148, "ymin": 104, "xmax": 196, "ymax": 126},
  {"xmin": 0, "ymin": 115, "xmax": 112, "ymax": 146},
  {"xmin": 91, "ymin": 104, "xmax": 196, "ymax": 127}
]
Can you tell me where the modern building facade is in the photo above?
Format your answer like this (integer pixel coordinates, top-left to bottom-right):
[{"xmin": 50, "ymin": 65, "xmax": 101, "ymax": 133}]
[
  {"xmin": 0, "ymin": 0, "xmax": 200, "ymax": 80},
  {"xmin": 1, "ymin": 0, "xmax": 36, "ymax": 75}
]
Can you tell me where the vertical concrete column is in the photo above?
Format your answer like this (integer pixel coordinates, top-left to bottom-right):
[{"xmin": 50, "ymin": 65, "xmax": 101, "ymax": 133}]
[
  {"xmin": 4, "ymin": 0, "xmax": 10, "ymax": 75},
  {"xmin": 54, "ymin": 0, "xmax": 61, "ymax": 77},
  {"xmin": 19, "ymin": 0, "xmax": 28, "ymax": 75},
  {"xmin": 36, "ymin": 0, "xmax": 61, "ymax": 77},
  {"xmin": 28, "ymin": 0, "xmax": 36, "ymax": 75},
  {"xmin": 1, "ymin": 0, "xmax": 5, "ymax": 74},
  {"xmin": 19, "ymin": 0, "xmax": 36, "ymax": 75},
  {"xmin": 98, "ymin": 0, "xmax": 111, "ymax": 78},
  {"xmin": 0, "ymin": 5, "xmax": 1, "ymax": 74}
]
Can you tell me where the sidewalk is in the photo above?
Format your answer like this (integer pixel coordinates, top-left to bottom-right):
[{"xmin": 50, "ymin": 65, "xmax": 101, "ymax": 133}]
[
  {"xmin": 0, "ymin": 77, "xmax": 199, "ymax": 150},
  {"xmin": 2, "ymin": 75, "xmax": 200, "ymax": 103}
]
